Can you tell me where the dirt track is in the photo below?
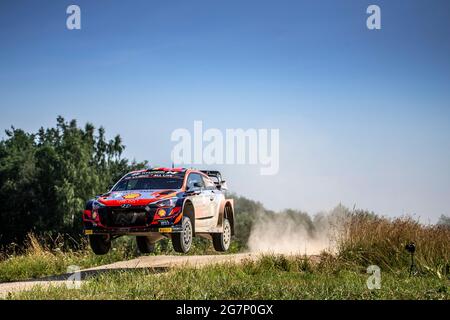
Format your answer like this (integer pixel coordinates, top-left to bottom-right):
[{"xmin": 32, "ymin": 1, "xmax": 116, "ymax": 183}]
[{"xmin": 0, "ymin": 253, "xmax": 259, "ymax": 298}]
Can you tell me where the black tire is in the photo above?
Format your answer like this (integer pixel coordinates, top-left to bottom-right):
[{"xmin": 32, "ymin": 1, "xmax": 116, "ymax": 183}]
[
  {"xmin": 172, "ymin": 216, "xmax": 193, "ymax": 253},
  {"xmin": 136, "ymin": 236, "xmax": 156, "ymax": 254},
  {"xmin": 89, "ymin": 235, "xmax": 111, "ymax": 255},
  {"xmin": 212, "ymin": 218, "xmax": 231, "ymax": 252}
]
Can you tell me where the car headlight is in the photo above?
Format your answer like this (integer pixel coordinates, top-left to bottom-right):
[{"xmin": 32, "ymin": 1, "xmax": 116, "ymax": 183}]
[
  {"xmin": 91, "ymin": 201, "xmax": 104, "ymax": 220},
  {"xmin": 92, "ymin": 201, "xmax": 105, "ymax": 210},
  {"xmin": 153, "ymin": 197, "xmax": 178, "ymax": 207}
]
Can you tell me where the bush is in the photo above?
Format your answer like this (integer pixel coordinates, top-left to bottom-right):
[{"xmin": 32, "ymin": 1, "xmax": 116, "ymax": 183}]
[{"xmin": 338, "ymin": 213, "xmax": 450, "ymax": 277}]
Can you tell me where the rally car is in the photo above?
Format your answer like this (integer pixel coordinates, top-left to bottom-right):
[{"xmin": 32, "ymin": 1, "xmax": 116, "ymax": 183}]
[{"xmin": 82, "ymin": 167, "xmax": 234, "ymax": 254}]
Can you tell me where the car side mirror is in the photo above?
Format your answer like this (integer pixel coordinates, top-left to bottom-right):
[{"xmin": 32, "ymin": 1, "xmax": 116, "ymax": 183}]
[
  {"xmin": 219, "ymin": 180, "xmax": 228, "ymax": 191},
  {"xmin": 187, "ymin": 183, "xmax": 202, "ymax": 195},
  {"xmin": 193, "ymin": 182, "xmax": 202, "ymax": 189}
]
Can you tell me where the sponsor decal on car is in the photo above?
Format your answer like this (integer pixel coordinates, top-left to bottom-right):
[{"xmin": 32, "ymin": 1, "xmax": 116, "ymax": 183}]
[
  {"xmin": 112, "ymin": 192, "xmax": 123, "ymax": 198},
  {"xmin": 157, "ymin": 209, "xmax": 167, "ymax": 217},
  {"xmin": 122, "ymin": 193, "xmax": 141, "ymax": 199}
]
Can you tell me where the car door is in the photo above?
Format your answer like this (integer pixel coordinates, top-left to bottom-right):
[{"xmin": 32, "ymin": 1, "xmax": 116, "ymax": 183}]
[
  {"xmin": 185, "ymin": 173, "xmax": 208, "ymax": 221},
  {"xmin": 202, "ymin": 176, "xmax": 221, "ymax": 226}
]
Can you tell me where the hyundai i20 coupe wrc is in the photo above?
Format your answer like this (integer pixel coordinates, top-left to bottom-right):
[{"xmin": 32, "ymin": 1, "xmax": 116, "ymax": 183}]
[{"xmin": 83, "ymin": 168, "xmax": 235, "ymax": 254}]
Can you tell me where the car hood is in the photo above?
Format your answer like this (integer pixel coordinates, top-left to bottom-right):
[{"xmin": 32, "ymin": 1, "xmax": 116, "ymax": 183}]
[{"xmin": 97, "ymin": 189, "xmax": 179, "ymax": 206}]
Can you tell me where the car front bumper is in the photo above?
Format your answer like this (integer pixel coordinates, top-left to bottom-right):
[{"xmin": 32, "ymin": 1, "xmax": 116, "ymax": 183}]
[
  {"xmin": 83, "ymin": 205, "xmax": 183, "ymax": 235},
  {"xmin": 84, "ymin": 225, "xmax": 182, "ymax": 235}
]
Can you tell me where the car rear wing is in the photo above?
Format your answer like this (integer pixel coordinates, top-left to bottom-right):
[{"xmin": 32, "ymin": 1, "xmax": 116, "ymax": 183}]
[{"xmin": 201, "ymin": 170, "xmax": 228, "ymax": 190}]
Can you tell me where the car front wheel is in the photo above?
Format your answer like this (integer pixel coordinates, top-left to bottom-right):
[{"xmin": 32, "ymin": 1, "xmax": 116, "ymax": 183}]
[{"xmin": 172, "ymin": 216, "xmax": 193, "ymax": 253}]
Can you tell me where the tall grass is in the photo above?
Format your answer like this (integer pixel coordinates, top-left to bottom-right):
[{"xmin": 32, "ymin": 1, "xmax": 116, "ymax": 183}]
[
  {"xmin": 0, "ymin": 233, "xmax": 240, "ymax": 282},
  {"xmin": 0, "ymin": 233, "xmax": 136, "ymax": 282},
  {"xmin": 337, "ymin": 212, "xmax": 450, "ymax": 277}
]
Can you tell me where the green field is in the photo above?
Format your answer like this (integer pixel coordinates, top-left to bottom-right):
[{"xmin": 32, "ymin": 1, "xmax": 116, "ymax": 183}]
[{"xmin": 6, "ymin": 254, "xmax": 449, "ymax": 300}]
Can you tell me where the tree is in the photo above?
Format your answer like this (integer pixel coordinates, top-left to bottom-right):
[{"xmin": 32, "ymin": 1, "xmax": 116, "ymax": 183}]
[{"xmin": 0, "ymin": 117, "xmax": 146, "ymax": 246}]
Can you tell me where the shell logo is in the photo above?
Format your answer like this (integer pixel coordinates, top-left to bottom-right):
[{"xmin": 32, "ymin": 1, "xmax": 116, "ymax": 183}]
[
  {"xmin": 122, "ymin": 193, "xmax": 141, "ymax": 199},
  {"xmin": 158, "ymin": 209, "xmax": 167, "ymax": 217}
]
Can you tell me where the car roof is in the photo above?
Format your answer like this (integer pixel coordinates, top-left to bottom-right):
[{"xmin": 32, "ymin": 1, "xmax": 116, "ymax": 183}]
[{"xmin": 127, "ymin": 167, "xmax": 209, "ymax": 177}]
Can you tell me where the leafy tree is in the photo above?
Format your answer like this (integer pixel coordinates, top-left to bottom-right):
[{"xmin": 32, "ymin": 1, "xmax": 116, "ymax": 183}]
[{"xmin": 0, "ymin": 117, "xmax": 146, "ymax": 246}]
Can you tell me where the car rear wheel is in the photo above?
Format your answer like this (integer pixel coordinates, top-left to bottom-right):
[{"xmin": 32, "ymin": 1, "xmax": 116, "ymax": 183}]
[
  {"xmin": 89, "ymin": 235, "xmax": 111, "ymax": 255},
  {"xmin": 136, "ymin": 236, "xmax": 156, "ymax": 254},
  {"xmin": 172, "ymin": 216, "xmax": 193, "ymax": 253},
  {"xmin": 212, "ymin": 218, "xmax": 231, "ymax": 252}
]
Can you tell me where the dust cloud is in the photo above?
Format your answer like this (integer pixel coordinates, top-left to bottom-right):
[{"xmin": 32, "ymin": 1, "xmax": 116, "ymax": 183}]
[{"xmin": 247, "ymin": 206, "xmax": 348, "ymax": 255}]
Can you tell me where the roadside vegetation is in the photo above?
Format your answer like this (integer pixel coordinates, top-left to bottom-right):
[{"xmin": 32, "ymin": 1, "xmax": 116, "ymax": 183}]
[
  {"xmin": 1, "ymin": 118, "xmax": 448, "ymax": 299},
  {"xmin": 9, "ymin": 254, "xmax": 449, "ymax": 300},
  {"xmin": 1, "ymin": 209, "xmax": 448, "ymax": 299},
  {"xmin": 0, "ymin": 233, "xmax": 240, "ymax": 282},
  {"xmin": 338, "ymin": 213, "xmax": 450, "ymax": 278},
  {"xmin": 0, "ymin": 234, "xmax": 135, "ymax": 282}
]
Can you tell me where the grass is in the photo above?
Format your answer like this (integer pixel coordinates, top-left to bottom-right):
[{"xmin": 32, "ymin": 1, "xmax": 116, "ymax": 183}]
[
  {"xmin": 0, "ymin": 234, "xmax": 136, "ymax": 282},
  {"xmin": 337, "ymin": 212, "xmax": 450, "ymax": 278},
  {"xmin": 0, "ymin": 233, "xmax": 240, "ymax": 282},
  {"xmin": 8, "ymin": 254, "xmax": 449, "ymax": 300},
  {"xmin": 1, "ymin": 212, "xmax": 449, "ymax": 299}
]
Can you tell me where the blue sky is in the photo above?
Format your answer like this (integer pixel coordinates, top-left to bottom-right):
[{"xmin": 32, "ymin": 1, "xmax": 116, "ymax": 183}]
[{"xmin": 1, "ymin": 0, "xmax": 450, "ymax": 221}]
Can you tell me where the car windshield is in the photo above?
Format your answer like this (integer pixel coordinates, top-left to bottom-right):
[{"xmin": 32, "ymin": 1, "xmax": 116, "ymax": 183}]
[{"xmin": 113, "ymin": 177, "xmax": 183, "ymax": 191}]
